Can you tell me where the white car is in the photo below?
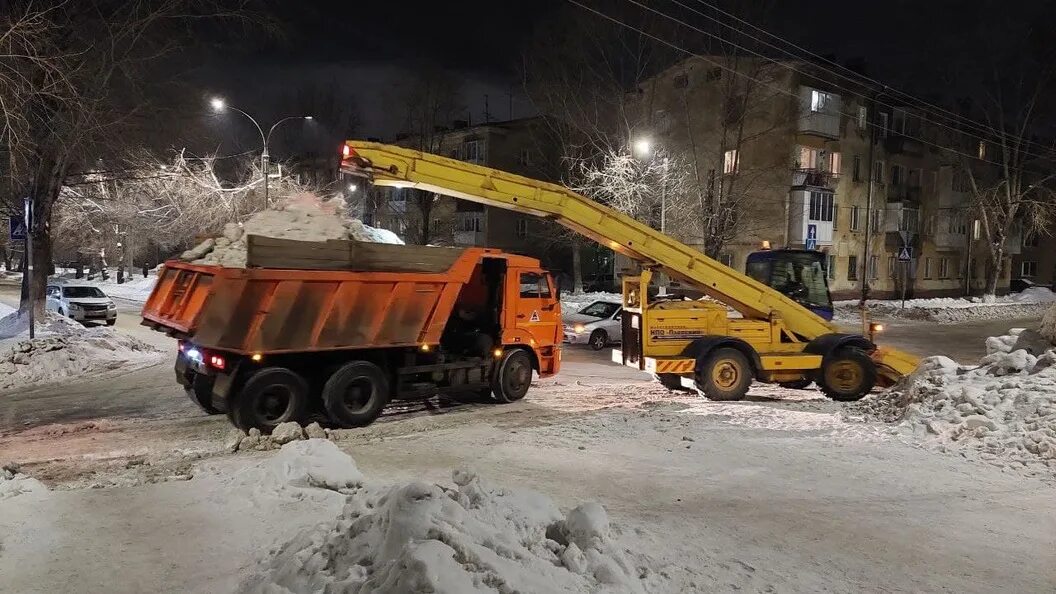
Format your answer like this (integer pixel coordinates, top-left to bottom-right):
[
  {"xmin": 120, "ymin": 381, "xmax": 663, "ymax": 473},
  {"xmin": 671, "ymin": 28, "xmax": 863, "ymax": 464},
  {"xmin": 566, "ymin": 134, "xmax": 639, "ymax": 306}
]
[
  {"xmin": 45, "ymin": 282, "xmax": 118, "ymax": 326},
  {"xmin": 563, "ymin": 300, "xmax": 622, "ymax": 350}
]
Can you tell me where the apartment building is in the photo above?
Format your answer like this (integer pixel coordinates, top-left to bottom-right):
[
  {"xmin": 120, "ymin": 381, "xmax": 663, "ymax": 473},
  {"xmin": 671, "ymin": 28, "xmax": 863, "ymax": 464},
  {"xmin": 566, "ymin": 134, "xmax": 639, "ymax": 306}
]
[{"xmin": 633, "ymin": 56, "xmax": 1012, "ymax": 298}]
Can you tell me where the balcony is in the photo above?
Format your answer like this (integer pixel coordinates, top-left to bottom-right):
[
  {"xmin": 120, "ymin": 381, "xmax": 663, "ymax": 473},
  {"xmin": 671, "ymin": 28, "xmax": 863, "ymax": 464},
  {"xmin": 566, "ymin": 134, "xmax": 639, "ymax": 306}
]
[
  {"xmin": 798, "ymin": 87, "xmax": 842, "ymax": 139},
  {"xmin": 791, "ymin": 168, "xmax": 838, "ymax": 190},
  {"xmin": 886, "ymin": 184, "xmax": 921, "ymax": 203},
  {"xmin": 884, "ymin": 135, "xmax": 924, "ymax": 156}
]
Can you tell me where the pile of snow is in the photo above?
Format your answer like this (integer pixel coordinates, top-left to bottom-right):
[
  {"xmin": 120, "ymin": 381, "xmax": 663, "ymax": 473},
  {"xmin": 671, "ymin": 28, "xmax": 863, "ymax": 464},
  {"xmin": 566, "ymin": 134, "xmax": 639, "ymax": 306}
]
[
  {"xmin": 854, "ymin": 327, "xmax": 1056, "ymax": 474},
  {"xmin": 0, "ymin": 310, "xmax": 162, "ymax": 391},
  {"xmin": 561, "ymin": 291, "xmax": 622, "ymax": 316},
  {"xmin": 242, "ymin": 442, "xmax": 656, "ymax": 593},
  {"xmin": 835, "ymin": 289, "xmax": 1056, "ymax": 323},
  {"xmin": 1042, "ymin": 303, "xmax": 1056, "ymax": 345},
  {"xmin": 89, "ymin": 274, "xmax": 157, "ymax": 304},
  {"xmin": 180, "ymin": 193, "xmax": 404, "ymax": 268},
  {"xmin": 0, "ymin": 466, "xmax": 48, "ymax": 500}
]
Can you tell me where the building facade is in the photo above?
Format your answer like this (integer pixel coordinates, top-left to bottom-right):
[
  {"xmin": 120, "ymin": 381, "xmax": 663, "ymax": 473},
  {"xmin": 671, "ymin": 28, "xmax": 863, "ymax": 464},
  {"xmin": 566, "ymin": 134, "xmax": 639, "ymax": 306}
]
[{"xmin": 632, "ymin": 56, "xmax": 1014, "ymax": 298}]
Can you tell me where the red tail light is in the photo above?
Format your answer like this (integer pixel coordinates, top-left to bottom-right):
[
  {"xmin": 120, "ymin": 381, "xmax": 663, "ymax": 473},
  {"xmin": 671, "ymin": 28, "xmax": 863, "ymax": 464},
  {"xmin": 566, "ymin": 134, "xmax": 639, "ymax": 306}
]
[{"xmin": 208, "ymin": 354, "xmax": 226, "ymax": 370}]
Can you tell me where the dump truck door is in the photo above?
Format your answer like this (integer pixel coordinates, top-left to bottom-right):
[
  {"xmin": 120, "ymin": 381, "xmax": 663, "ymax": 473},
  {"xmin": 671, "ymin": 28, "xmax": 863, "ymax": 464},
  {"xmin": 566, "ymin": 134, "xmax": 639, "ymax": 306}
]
[{"xmin": 507, "ymin": 268, "xmax": 561, "ymax": 349}]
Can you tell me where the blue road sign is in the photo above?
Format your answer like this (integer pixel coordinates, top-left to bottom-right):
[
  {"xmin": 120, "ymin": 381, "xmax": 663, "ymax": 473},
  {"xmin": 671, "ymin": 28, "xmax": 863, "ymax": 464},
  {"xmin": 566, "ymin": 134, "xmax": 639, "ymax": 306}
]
[
  {"xmin": 805, "ymin": 224, "xmax": 818, "ymax": 250},
  {"xmin": 898, "ymin": 245, "xmax": 912, "ymax": 262},
  {"xmin": 9, "ymin": 216, "xmax": 26, "ymax": 241}
]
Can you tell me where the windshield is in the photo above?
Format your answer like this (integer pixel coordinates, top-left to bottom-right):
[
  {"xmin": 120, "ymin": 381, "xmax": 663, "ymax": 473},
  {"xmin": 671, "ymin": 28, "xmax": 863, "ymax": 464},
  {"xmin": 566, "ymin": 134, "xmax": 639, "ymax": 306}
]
[
  {"xmin": 63, "ymin": 286, "xmax": 106, "ymax": 299},
  {"xmin": 578, "ymin": 301, "xmax": 620, "ymax": 318},
  {"xmin": 771, "ymin": 254, "xmax": 831, "ymax": 309}
]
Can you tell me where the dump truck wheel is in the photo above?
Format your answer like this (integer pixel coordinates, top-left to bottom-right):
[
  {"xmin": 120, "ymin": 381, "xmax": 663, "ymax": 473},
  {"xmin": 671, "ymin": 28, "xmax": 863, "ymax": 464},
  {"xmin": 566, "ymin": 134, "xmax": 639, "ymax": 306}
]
[
  {"xmin": 186, "ymin": 372, "xmax": 222, "ymax": 415},
  {"xmin": 491, "ymin": 349, "xmax": 532, "ymax": 403},
  {"xmin": 589, "ymin": 330, "xmax": 608, "ymax": 351},
  {"xmin": 696, "ymin": 347, "xmax": 752, "ymax": 401},
  {"xmin": 819, "ymin": 348, "xmax": 876, "ymax": 401},
  {"xmin": 778, "ymin": 379, "xmax": 813, "ymax": 390},
  {"xmin": 322, "ymin": 361, "xmax": 390, "ymax": 428},
  {"xmin": 231, "ymin": 367, "xmax": 309, "ymax": 432}
]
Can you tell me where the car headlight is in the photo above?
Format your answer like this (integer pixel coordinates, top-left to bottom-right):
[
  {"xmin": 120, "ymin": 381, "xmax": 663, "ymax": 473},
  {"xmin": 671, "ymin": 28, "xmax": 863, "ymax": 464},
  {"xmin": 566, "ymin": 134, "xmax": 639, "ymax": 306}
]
[
  {"xmin": 107, "ymin": 302, "xmax": 117, "ymax": 310},
  {"xmin": 573, "ymin": 323, "xmax": 586, "ymax": 334},
  {"xmin": 68, "ymin": 303, "xmax": 81, "ymax": 311}
]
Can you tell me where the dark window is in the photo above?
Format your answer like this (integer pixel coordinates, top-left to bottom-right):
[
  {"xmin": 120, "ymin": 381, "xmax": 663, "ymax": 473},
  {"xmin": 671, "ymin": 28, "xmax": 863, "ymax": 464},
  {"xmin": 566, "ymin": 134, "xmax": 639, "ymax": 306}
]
[
  {"xmin": 852, "ymin": 155, "xmax": 862, "ymax": 182},
  {"xmin": 705, "ymin": 67, "xmax": 722, "ymax": 81},
  {"xmin": 579, "ymin": 301, "xmax": 620, "ymax": 318},
  {"xmin": 1021, "ymin": 261, "xmax": 1039, "ymax": 277},
  {"xmin": 848, "ymin": 255, "xmax": 859, "ymax": 281},
  {"xmin": 808, "ymin": 192, "xmax": 834, "ymax": 222},
  {"xmin": 519, "ymin": 272, "xmax": 551, "ymax": 298},
  {"xmin": 673, "ymin": 73, "xmax": 688, "ymax": 89},
  {"xmin": 63, "ymin": 286, "xmax": 106, "ymax": 299}
]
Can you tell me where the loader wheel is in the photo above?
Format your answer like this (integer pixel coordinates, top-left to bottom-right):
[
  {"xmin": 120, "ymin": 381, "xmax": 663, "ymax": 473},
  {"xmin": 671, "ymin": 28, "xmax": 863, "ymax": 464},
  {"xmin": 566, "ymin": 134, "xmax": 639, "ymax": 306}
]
[
  {"xmin": 491, "ymin": 349, "xmax": 532, "ymax": 403},
  {"xmin": 777, "ymin": 379, "xmax": 814, "ymax": 390},
  {"xmin": 696, "ymin": 347, "xmax": 752, "ymax": 401},
  {"xmin": 588, "ymin": 329, "xmax": 608, "ymax": 351},
  {"xmin": 231, "ymin": 367, "xmax": 309, "ymax": 432},
  {"xmin": 322, "ymin": 361, "xmax": 390, "ymax": 428},
  {"xmin": 818, "ymin": 348, "xmax": 876, "ymax": 402},
  {"xmin": 186, "ymin": 372, "xmax": 222, "ymax": 415}
]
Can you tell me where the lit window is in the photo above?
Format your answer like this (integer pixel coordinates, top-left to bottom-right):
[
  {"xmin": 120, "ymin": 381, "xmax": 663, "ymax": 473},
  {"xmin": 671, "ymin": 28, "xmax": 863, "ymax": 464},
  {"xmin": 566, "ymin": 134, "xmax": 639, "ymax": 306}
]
[
  {"xmin": 978, "ymin": 141, "xmax": 987, "ymax": 160},
  {"xmin": 723, "ymin": 149, "xmax": 739, "ymax": 174},
  {"xmin": 810, "ymin": 89, "xmax": 832, "ymax": 113}
]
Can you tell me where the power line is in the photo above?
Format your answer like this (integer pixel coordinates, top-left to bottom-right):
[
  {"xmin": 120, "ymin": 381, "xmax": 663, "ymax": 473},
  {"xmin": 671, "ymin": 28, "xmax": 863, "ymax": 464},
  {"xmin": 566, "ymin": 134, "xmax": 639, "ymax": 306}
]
[
  {"xmin": 675, "ymin": 0, "xmax": 1056, "ymax": 158},
  {"xmin": 567, "ymin": 0, "xmax": 1049, "ymax": 177},
  {"xmin": 630, "ymin": 0, "xmax": 1056, "ymax": 164}
]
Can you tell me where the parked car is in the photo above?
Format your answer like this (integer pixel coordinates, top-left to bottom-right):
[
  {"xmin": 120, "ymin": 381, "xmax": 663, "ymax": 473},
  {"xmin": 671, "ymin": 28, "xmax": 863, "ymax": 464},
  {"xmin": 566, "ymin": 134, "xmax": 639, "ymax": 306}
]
[
  {"xmin": 45, "ymin": 282, "xmax": 117, "ymax": 326},
  {"xmin": 563, "ymin": 300, "xmax": 622, "ymax": 350},
  {"xmin": 1010, "ymin": 277, "xmax": 1051, "ymax": 293}
]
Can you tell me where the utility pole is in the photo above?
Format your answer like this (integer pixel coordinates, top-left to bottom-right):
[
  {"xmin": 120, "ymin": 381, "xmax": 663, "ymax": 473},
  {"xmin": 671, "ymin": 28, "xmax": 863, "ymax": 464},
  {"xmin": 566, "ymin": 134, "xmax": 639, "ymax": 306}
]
[
  {"xmin": 24, "ymin": 197, "xmax": 33, "ymax": 339},
  {"xmin": 860, "ymin": 88, "xmax": 884, "ymax": 334}
]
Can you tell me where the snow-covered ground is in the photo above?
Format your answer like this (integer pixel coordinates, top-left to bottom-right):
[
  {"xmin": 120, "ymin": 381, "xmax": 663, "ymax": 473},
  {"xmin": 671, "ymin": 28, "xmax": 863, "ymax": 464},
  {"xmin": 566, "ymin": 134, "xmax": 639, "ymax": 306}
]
[
  {"xmin": 0, "ymin": 310, "xmax": 163, "ymax": 392},
  {"xmin": 835, "ymin": 287, "xmax": 1056, "ymax": 323}
]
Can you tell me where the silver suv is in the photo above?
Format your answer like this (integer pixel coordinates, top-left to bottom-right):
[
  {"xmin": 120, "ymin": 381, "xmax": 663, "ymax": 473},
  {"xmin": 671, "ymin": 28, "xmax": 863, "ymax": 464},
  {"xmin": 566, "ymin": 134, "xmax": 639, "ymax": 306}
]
[{"xmin": 45, "ymin": 282, "xmax": 118, "ymax": 326}]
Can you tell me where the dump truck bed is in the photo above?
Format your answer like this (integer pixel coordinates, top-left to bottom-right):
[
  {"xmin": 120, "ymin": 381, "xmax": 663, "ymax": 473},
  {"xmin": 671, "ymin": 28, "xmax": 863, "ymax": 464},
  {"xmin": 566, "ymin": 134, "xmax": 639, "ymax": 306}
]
[{"xmin": 142, "ymin": 246, "xmax": 499, "ymax": 355}]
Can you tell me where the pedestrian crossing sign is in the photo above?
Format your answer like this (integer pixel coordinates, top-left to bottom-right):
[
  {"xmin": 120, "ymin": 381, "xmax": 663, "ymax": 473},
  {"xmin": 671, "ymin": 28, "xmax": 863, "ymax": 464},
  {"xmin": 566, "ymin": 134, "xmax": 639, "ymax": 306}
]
[{"xmin": 897, "ymin": 246, "xmax": 912, "ymax": 262}]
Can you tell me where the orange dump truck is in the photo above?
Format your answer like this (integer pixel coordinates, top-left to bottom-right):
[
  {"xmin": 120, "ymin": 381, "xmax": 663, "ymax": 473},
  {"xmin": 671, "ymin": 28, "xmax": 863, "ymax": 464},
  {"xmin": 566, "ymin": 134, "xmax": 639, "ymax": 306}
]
[{"xmin": 141, "ymin": 246, "xmax": 561, "ymax": 431}]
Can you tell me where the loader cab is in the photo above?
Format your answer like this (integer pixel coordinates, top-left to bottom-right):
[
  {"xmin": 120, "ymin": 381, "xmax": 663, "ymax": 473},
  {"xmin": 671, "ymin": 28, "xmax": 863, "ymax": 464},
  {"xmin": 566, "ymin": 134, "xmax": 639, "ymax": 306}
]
[{"xmin": 745, "ymin": 249, "xmax": 833, "ymax": 320}]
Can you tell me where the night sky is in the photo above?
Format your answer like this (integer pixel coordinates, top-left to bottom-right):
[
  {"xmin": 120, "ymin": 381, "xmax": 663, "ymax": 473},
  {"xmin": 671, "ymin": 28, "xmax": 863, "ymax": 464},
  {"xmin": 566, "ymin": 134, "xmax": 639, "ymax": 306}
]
[{"xmin": 196, "ymin": 0, "xmax": 1052, "ymax": 159}]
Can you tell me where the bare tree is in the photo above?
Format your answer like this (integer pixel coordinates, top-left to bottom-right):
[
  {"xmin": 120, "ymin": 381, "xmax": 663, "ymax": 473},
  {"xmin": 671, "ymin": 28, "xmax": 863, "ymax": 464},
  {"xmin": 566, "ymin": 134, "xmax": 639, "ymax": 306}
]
[
  {"xmin": 0, "ymin": 0, "xmax": 268, "ymax": 315},
  {"xmin": 395, "ymin": 68, "xmax": 464, "ymax": 245},
  {"xmin": 953, "ymin": 8, "xmax": 1056, "ymax": 297}
]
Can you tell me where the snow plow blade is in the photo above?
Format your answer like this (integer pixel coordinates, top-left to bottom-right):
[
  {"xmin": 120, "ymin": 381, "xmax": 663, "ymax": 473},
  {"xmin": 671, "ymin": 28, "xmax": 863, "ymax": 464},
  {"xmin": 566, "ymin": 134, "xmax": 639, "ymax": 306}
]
[{"xmin": 872, "ymin": 347, "xmax": 920, "ymax": 387}]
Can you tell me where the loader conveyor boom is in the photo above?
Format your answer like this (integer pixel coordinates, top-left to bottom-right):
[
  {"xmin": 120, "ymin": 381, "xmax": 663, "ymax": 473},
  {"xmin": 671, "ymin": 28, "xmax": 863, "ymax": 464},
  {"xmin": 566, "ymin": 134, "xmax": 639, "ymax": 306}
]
[{"xmin": 340, "ymin": 141, "xmax": 919, "ymax": 380}]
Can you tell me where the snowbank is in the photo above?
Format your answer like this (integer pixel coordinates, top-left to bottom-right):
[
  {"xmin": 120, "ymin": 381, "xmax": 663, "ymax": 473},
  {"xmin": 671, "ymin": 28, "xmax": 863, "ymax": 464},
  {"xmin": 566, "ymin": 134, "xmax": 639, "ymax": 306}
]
[
  {"xmin": 0, "ymin": 311, "xmax": 163, "ymax": 391},
  {"xmin": 89, "ymin": 274, "xmax": 157, "ymax": 303},
  {"xmin": 854, "ymin": 328, "xmax": 1056, "ymax": 475},
  {"xmin": 835, "ymin": 289, "xmax": 1056, "ymax": 323},
  {"xmin": 181, "ymin": 193, "xmax": 404, "ymax": 268},
  {"xmin": 561, "ymin": 291, "xmax": 622, "ymax": 315},
  {"xmin": 242, "ymin": 442, "xmax": 655, "ymax": 593}
]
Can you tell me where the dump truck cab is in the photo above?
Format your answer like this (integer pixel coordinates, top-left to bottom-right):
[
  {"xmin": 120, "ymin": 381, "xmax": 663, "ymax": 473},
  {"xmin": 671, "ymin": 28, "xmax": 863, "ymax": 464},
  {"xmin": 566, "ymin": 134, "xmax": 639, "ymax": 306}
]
[{"xmin": 143, "ymin": 247, "xmax": 560, "ymax": 431}]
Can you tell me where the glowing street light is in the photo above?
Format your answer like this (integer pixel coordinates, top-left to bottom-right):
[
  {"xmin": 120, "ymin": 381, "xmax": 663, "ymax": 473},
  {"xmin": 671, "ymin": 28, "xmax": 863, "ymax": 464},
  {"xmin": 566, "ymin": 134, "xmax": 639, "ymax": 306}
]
[
  {"xmin": 209, "ymin": 96, "xmax": 312, "ymax": 208},
  {"xmin": 633, "ymin": 137, "xmax": 653, "ymax": 158}
]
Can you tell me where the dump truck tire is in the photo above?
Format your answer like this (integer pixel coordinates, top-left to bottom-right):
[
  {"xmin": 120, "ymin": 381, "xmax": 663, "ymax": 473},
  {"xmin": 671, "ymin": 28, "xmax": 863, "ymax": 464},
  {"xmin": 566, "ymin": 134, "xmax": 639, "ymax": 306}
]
[
  {"xmin": 696, "ymin": 347, "xmax": 752, "ymax": 401},
  {"xmin": 186, "ymin": 372, "xmax": 222, "ymax": 415},
  {"xmin": 491, "ymin": 349, "xmax": 532, "ymax": 403},
  {"xmin": 322, "ymin": 361, "xmax": 390, "ymax": 428},
  {"xmin": 819, "ymin": 348, "xmax": 876, "ymax": 401},
  {"xmin": 231, "ymin": 367, "xmax": 309, "ymax": 432}
]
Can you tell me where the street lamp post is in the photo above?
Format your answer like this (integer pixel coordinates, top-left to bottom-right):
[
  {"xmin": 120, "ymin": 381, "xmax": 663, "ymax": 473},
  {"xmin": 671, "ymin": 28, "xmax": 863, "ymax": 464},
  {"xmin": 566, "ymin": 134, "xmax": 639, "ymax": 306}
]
[
  {"xmin": 633, "ymin": 136, "xmax": 670, "ymax": 294},
  {"xmin": 210, "ymin": 98, "xmax": 312, "ymax": 209}
]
